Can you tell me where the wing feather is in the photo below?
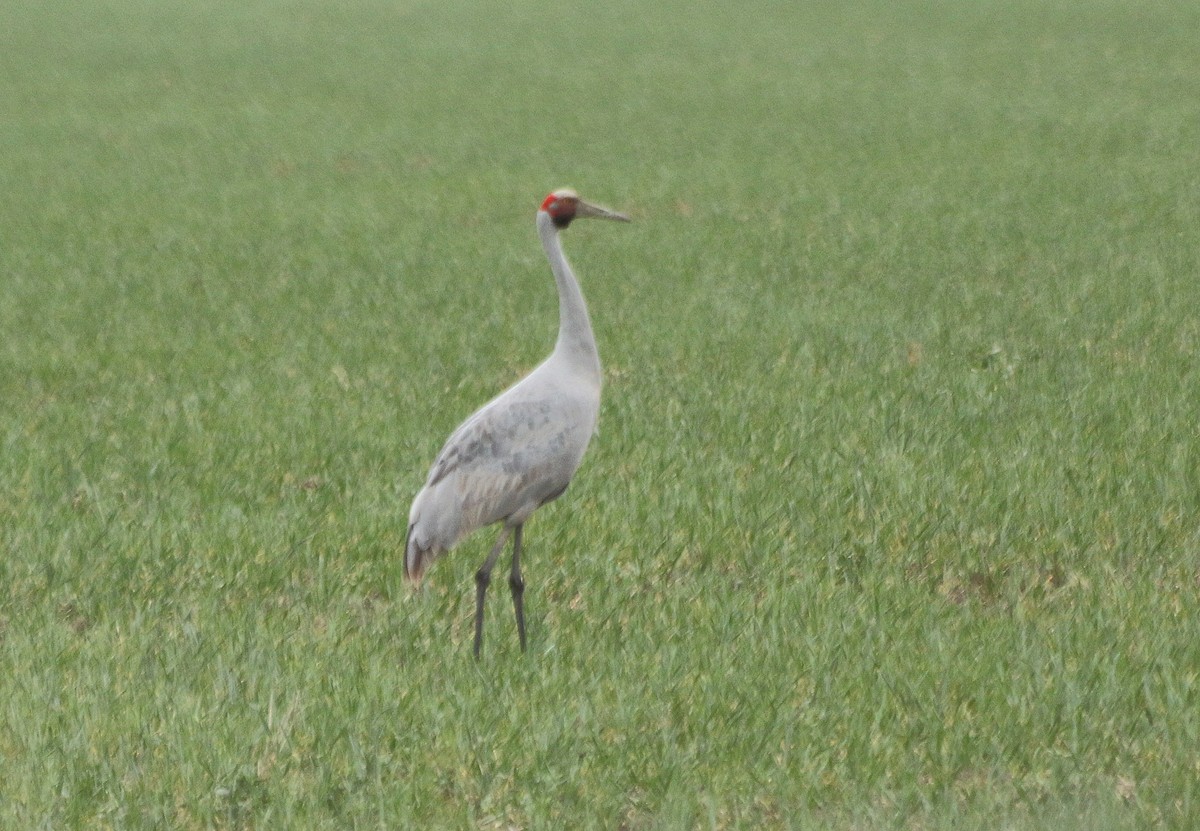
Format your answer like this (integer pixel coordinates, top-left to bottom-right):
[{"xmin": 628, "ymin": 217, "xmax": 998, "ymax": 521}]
[
  {"xmin": 427, "ymin": 396, "xmax": 574, "ymax": 492},
  {"xmin": 408, "ymin": 371, "xmax": 598, "ymax": 554}
]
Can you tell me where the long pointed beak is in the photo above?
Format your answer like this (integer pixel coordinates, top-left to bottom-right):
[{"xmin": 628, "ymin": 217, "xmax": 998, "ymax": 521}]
[{"xmin": 577, "ymin": 199, "xmax": 631, "ymax": 222}]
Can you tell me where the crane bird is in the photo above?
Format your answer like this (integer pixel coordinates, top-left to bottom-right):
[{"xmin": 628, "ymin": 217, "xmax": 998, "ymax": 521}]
[{"xmin": 404, "ymin": 188, "xmax": 630, "ymax": 658}]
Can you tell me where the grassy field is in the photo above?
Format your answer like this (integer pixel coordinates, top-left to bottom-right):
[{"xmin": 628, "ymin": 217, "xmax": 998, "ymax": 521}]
[{"xmin": 2, "ymin": 0, "xmax": 1199, "ymax": 827}]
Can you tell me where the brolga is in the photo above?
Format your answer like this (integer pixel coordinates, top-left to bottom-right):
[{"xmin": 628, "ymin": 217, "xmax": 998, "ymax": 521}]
[{"xmin": 404, "ymin": 188, "xmax": 630, "ymax": 658}]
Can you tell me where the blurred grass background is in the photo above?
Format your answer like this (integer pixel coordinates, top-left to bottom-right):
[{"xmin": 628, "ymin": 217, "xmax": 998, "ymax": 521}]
[{"xmin": 1, "ymin": 0, "xmax": 1198, "ymax": 827}]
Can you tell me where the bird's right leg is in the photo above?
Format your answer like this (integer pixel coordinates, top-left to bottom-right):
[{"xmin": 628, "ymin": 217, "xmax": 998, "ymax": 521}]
[
  {"xmin": 509, "ymin": 524, "xmax": 526, "ymax": 652},
  {"xmin": 474, "ymin": 527, "xmax": 512, "ymax": 659}
]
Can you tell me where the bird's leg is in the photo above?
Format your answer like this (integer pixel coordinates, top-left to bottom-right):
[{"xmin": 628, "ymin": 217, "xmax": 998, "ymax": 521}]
[
  {"xmin": 509, "ymin": 524, "xmax": 526, "ymax": 652},
  {"xmin": 474, "ymin": 527, "xmax": 511, "ymax": 659}
]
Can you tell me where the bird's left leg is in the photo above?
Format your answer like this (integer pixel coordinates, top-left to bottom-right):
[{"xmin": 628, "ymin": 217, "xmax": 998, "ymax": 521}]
[
  {"xmin": 509, "ymin": 524, "xmax": 526, "ymax": 652},
  {"xmin": 474, "ymin": 527, "xmax": 512, "ymax": 659}
]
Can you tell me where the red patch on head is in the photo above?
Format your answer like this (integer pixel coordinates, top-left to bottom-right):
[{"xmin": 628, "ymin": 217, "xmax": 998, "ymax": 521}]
[
  {"xmin": 540, "ymin": 191, "xmax": 580, "ymax": 227},
  {"xmin": 541, "ymin": 192, "xmax": 578, "ymax": 217}
]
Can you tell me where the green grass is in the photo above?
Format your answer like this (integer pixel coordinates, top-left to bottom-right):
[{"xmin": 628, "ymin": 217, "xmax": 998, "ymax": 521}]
[{"xmin": 2, "ymin": 0, "xmax": 1200, "ymax": 827}]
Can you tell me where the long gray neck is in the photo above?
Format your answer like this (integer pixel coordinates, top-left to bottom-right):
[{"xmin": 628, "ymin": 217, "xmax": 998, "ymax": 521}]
[{"xmin": 538, "ymin": 211, "xmax": 601, "ymax": 383}]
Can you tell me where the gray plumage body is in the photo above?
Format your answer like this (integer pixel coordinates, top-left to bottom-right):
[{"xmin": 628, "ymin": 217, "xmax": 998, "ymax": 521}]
[{"xmin": 404, "ymin": 349, "xmax": 600, "ymax": 568}]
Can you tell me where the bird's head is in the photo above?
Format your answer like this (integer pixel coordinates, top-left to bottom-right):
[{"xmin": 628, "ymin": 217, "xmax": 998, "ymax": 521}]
[{"xmin": 540, "ymin": 188, "xmax": 630, "ymax": 229}]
